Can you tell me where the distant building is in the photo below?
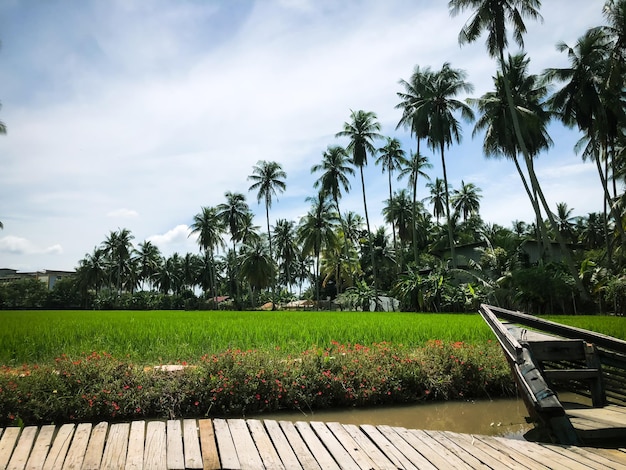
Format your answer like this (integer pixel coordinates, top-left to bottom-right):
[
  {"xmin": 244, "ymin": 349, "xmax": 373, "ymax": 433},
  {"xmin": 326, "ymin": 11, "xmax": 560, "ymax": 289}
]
[{"xmin": 0, "ymin": 269, "xmax": 75, "ymax": 290}]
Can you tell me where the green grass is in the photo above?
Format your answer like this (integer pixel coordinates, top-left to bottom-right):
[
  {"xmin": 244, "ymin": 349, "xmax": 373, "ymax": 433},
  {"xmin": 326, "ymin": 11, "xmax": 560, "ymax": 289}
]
[
  {"xmin": 542, "ymin": 315, "xmax": 626, "ymax": 340},
  {"xmin": 0, "ymin": 310, "xmax": 493, "ymax": 365}
]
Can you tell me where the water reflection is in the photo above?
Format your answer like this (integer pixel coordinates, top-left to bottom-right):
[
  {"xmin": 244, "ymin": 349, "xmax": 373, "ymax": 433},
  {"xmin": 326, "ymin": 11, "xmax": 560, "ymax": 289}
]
[{"xmin": 255, "ymin": 398, "xmax": 533, "ymax": 439}]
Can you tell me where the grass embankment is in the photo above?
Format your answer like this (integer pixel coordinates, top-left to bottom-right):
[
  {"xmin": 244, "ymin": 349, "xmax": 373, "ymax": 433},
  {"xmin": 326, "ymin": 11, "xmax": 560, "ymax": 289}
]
[{"xmin": 0, "ymin": 310, "xmax": 620, "ymax": 426}]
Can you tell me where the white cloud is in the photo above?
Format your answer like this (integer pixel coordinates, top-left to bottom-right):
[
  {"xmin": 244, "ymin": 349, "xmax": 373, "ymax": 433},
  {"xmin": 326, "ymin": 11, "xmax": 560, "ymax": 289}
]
[{"xmin": 0, "ymin": 236, "xmax": 63, "ymax": 255}]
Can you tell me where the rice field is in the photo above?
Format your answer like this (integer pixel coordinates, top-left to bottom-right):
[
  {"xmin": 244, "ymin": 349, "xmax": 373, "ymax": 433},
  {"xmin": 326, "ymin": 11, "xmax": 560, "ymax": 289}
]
[{"xmin": 0, "ymin": 310, "xmax": 493, "ymax": 365}]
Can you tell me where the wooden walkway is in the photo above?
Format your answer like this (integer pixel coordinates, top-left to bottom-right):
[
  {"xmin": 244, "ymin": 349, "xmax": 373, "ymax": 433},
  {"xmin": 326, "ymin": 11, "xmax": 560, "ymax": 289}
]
[{"xmin": 1, "ymin": 418, "xmax": 626, "ymax": 469}]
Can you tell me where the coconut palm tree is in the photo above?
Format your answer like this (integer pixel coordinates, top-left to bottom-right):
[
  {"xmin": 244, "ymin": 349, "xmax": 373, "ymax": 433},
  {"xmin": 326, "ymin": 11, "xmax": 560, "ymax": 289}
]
[
  {"xmin": 426, "ymin": 178, "xmax": 447, "ymax": 223},
  {"xmin": 297, "ymin": 193, "xmax": 338, "ymax": 306},
  {"xmin": 554, "ymin": 202, "xmax": 577, "ymax": 243},
  {"xmin": 189, "ymin": 206, "xmax": 225, "ymax": 301},
  {"xmin": 376, "ymin": 137, "xmax": 408, "ymax": 267},
  {"xmin": 396, "ymin": 65, "xmax": 435, "ymax": 157},
  {"xmin": 470, "ymin": 53, "xmax": 553, "ymax": 255},
  {"xmin": 102, "ymin": 228, "xmax": 135, "ymax": 294},
  {"xmin": 398, "ymin": 151, "xmax": 432, "ymax": 266},
  {"xmin": 419, "ymin": 63, "xmax": 474, "ymax": 268},
  {"xmin": 239, "ymin": 236, "xmax": 275, "ymax": 308},
  {"xmin": 273, "ymin": 218, "xmax": 299, "ymax": 292},
  {"xmin": 335, "ymin": 110, "xmax": 382, "ymax": 295},
  {"xmin": 77, "ymin": 247, "xmax": 108, "ymax": 294},
  {"xmin": 382, "ymin": 188, "xmax": 413, "ymax": 270},
  {"xmin": 134, "ymin": 240, "xmax": 162, "ymax": 291},
  {"xmin": 452, "ymin": 180, "xmax": 482, "ymax": 222},
  {"xmin": 217, "ymin": 191, "xmax": 250, "ymax": 307}
]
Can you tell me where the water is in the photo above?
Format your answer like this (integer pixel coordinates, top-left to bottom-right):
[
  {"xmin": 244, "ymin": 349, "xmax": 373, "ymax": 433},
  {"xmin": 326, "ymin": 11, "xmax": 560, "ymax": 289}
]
[{"xmin": 253, "ymin": 398, "xmax": 533, "ymax": 439}]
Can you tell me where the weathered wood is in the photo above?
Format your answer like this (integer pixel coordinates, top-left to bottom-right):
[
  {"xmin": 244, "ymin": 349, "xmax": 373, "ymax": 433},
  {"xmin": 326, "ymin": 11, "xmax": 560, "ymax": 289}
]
[
  {"xmin": 25, "ymin": 425, "xmax": 55, "ymax": 470},
  {"xmin": 7, "ymin": 426, "xmax": 37, "ymax": 470},
  {"xmin": 212, "ymin": 419, "xmax": 239, "ymax": 470},
  {"xmin": 341, "ymin": 424, "xmax": 397, "ymax": 470},
  {"xmin": 43, "ymin": 424, "xmax": 74, "ymax": 470},
  {"xmin": 480, "ymin": 305, "xmax": 523, "ymax": 363},
  {"xmin": 81, "ymin": 422, "xmax": 108, "ymax": 470},
  {"xmin": 61, "ymin": 422, "xmax": 91, "ymax": 470},
  {"xmin": 294, "ymin": 421, "xmax": 340, "ymax": 470},
  {"xmin": 360, "ymin": 424, "xmax": 418, "ymax": 470},
  {"xmin": 273, "ymin": 420, "xmax": 311, "ymax": 470},
  {"xmin": 458, "ymin": 433, "xmax": 549, "ymax": 470},
  {"xmin": 226, "ymin": 419, "xmax": 263, "ymax": 470},
  {"xmin": 100, "ymin": 422, "xmax": 129, "ymax": 470},
  {"xmin": 527, "ymin": 339, "xmax": 587, "ymax": 361},
  {"xmin": 401, "ymin": 429, "xmax": 473, "ymax": 470},
  {"xmin": 309, "ymin": 422, "xmax": 360, "ymax": 470},
  {"xmin": 543, "ymin": 368, "xmax": 601, "ymax": 381},
  {"xmin": 376, "ymin": 426, "xmax": 437, "ymax": 470},
  {"xmin": 181, "ymin": 419, "xmax": 202, "ymax": 470},
  {"xmin": 246, "ymin": 420, "xmax": 285, "ymax": 470},
  {"xmin": 324, "ymin": 422, "xmax": 380, "ymax": 470},
  {"xmin": 165, "ymin": 420, "xmax": 184, "ymax": 470},
  {"xmin": 143, "ymin": 421, "xmax": 166, "ymax": 470},
  {"xmin": 198, "ymin": 420, "xmax": 220, "ymax": 470},
  {"xmin": 125, "ymin": 420, "xmax": 145, "ymax": 470},
  {"xmin": 0, "ymin": 427, "xmax": 21, "ymax": 470},
  {"xmin": 421, "ymin": 430, "xmax": 491, "ymax": 470}
]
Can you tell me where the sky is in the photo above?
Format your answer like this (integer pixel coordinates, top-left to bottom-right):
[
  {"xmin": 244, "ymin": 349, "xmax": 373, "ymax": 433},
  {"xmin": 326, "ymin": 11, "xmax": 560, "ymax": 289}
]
[{"xmin": 0, "ymin": 0, "xmax": 610, "ymax": 272}]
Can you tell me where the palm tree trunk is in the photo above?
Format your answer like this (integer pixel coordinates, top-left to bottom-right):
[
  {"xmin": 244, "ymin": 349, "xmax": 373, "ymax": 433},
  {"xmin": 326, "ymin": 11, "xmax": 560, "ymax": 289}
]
[
  {"xmin": 412, "ymin": 140, "xmax": 421, "ymax": 267},
  {"xmin": 440, "ymin": 143, "xmax": 456, "ymax": 269},
  {"xmin": 359, "ymin": 167, "xmax": 378, "ymax": 304},
  {"xmin": 498, "ymin": 49, "xmax": 588, "ymax": 300},
  {"xmin": 265, "ymin": 200, "xmax": 276, "ymax": 310},
  {"xmin": 387, "ymin": 170, "xmax": 400, "ymax": 273}
]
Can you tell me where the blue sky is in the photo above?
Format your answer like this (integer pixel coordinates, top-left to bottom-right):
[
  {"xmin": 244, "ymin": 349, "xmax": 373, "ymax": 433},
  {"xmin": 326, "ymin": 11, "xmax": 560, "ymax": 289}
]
[{"xmin": 0, "ymin": 0, "xmax": 608, "ymax": 272}]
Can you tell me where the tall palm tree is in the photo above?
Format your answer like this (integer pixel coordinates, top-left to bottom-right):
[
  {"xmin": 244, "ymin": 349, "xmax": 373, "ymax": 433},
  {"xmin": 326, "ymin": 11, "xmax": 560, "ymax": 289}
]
[
  {"xmin": 217, "ymin": 191, "xmax": 250, "ymax": 307},
  {"xmin": 382, "ymin": 188, "xmax": 414, "ymax": 269},
  {"xmin": 273, "ymin": 219, "xmax": 299, "ymax": 292},
  {"xmin": 554, "ymin": 202, "xmax": 577, "ymax": 243},
  {"xmin": 418, "ymin": 63, "xmax": 474, "ymax": 267},
  {"xmin": 426, "ymin": 178, "xmax": 447, "ymax": 223},
  {"xmin": 396, "ymin": 65, "xmax": 434, "ymax": 157},
  {"xmin": 102, "ymin": 228, "xmax": 135, "ymax": 294},
  {"xmin": 450, "ymin": 0, "xmax": 587, "ymax": 298},
  {"xmin": 297, "ymin": 193, "xmax": 339, "ymax": 306},
  {"xmin": 470, "ymin": 53, "xmax": 553, "ymax": 254},
  {"xmin": 398, "ymin": 151, "xmax": 432, "ymax": 266},
  {"xmin": 134, "ymin": 240, "xmax": 162, "ymax": 291},
  {"xmin": 77, "ymin": 247, "xmax": 108, "ymax": 294},
  {"xmin": 376, "ymin": 137, "xmax": 408, "ymax": 268},
  {"xmin": 335, "ymin": 110, "xmax": 382, "ymax": 296},
  {"xmin": 189, "ymin": 206, "xmax": 225, "ymax": 301},
  {"xmin": 239, "ymin": 236, "xmax": 275, "ymax": 308},
  {"xmin": 451, "ymin": 180, "xmax": 482, "ymax": 222}
]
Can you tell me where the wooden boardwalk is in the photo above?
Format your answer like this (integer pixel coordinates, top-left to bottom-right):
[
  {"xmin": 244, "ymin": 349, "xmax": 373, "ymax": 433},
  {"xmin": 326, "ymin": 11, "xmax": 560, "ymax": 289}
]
[{"xmin": 1, "ymin": 418, "xmax": 626, "ymax": 469}]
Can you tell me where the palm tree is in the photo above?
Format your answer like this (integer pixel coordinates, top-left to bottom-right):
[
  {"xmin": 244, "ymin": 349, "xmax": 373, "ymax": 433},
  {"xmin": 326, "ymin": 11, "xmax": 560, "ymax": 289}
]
[
  {"xmin": 450, "ymin": 0, "xmax": 587, "ymax": 298},
  {"xmin": 396, "ymin": 65, "xmax": 435, "ymax": 157},
  {"xmin": 134, "ymin": 240, "xmax": 162, "ymax": 291},
  {"xmin": 102, "ymin": 228, "xmax": 135, "ymax": 294},
  {"xmin": 335, "ymin": 110, "xmax": 382, "ymax": 295},
  {"xmin": 451, "ymin": 180, "xmax": 482, "ymax": 222},
  {"xmin": 239, "ymin": 236, "xmax": 276, "ymax": 308},
  {"xmin": 77, "ymin": 247, "xmax": 108, "ymax": 294},
  {"xmin": 554, "ymin": 202, "xmax": 577, "ymax": 243},
  {"xmin": 273, "ymin": 218, "xmax": 298, "ymax": 292},
  {"xmin": 376, "ymin": 137, "xmax": 408, "ymax": 268},
  {"xmin": 297, "ymin": 192, "xmax": 339, "ymax": 306},
  {"xmin": 217, "ymin": 191, "xmax": 250, "ymax": 307},
  {"xmin": 0, "ymin": 103, "xmax": 6, "ymax": 136},
  {"xmin": 398, "ymin": 151, "xmax": 432, "ymax": 265},
  {"xmin": 418, "ymin": 63, "xmax": 474, "ymax": 268},
  {"xmin": 426, "ymin": 178, "xmax": 447, "ymax": 223},
  {"xmin": 312, "ymin": 145, "xmax": 354, "ymax": 218},
  {"xmin": 470, "ymin": 53, "xmax": 553, "ymax": 254},
  {"xmin": 189, "ymin": 206, "xmax": 225, "ymax": 301},
  {"xmin": 382, "ymin": 188, "xmax": 414, "ymax": 270}
]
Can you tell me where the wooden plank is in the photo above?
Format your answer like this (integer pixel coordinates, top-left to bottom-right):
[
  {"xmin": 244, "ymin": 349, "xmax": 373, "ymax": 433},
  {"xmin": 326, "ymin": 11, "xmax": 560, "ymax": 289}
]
[
  {"xmin": 400, "ymin": 429, "xmax": 473, "ymax": 470},
  {"xmin": 61, "ymin": 422, "xmax": 91, "ymax": 470},
  {"xmin": 198, "ymin": 420, "xmax": 220, "ymax": 470},
  {"xmin": 25, "ymin": 425, "xmax": 55, "ymax": 470},
  {"xmin": 166, "ymin": 420, "xmax": 184, "ymax": 470},
  {"xmin": 324, "ymin": 422, "xmax": 378, "ymax": 470},
  {"xmin": 81, "ymin": 422, "xmax": 108, "ymax": 470},
  {"xmin": 456, "ymin": 433, "xmax": 549, "ymax": 470},
  {"xmin": 376, "ymin": 426, "xmax": 436, "ymax": 470},
  {"xmin": 341, "ymin": 424, "xmax": 397, "ymax": 470},
  {"xmin": 540, "ymin": 442, "xmax": 621, "ymax": 470},
  {"xmin": 7, "ymin": 426, "xmax": 37, "ymax": 470},
  {"xmin": 447, "ymin": 431, "xmax": 530, "ymax": 469},
  {"xmin": 125, "ymin": 420, "xmax": 145, "ymax": 470},
  {"xmin": 246, "ymin": 420, "xmax": 285, "ymax": 470},
  {"xmin": 143, "ymin": 421, "xmax": 166, "ymax": 470},
  {"xmin": 100, "ymin": 422, "xmax": 130, "ymax": 470},
  {"xmin": 360, "ymin": 424, "xmax": 417, "ymax": 470},
  {"xmin": 212, "ymin": 419, "xmax": 240, "ymax": 470},
  {"xmin": 421, "ymin": 430, "xmax": 490, "ymax": 470},
  {"xmin": 182, "ymin": 419, "xmax": 202, "ymax": 470},
  {"xmin": 43, "ymin": 424, "xmax": 74, "ymax": 470},
  {"xmin": 226, "ymin": 419, "xmax": 263, "ymax": 470},
  {"xmin": 0, "ymin": 427, "xmax": 21, "ymax": 470},
  {"xmin": 567, "ymin": 446, "xmax": 626, "ymax": 470},
  {"xmin": 294, "ymin": 421, "xmax": 340, "ymax": 470},
  {"xmin": 309, "ymin": 422, "xmax": 360, "ymax": 470},
  {"xmin": 273, "ymin": 421, "xmax": 311, "ymax": 470}
]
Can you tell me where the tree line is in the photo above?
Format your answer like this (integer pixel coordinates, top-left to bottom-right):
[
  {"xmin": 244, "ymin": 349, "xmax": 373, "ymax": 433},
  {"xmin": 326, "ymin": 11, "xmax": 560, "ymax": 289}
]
[{"xmin": 3, "ymin": 0, "xmax": 626, "ymax": 314}]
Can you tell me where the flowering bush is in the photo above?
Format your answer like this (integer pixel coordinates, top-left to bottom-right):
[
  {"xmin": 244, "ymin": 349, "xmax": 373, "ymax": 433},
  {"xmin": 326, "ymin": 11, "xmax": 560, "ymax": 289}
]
[{"xmin": 0, "ymin": 341, "xmax": 514, "ymax": 426}]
